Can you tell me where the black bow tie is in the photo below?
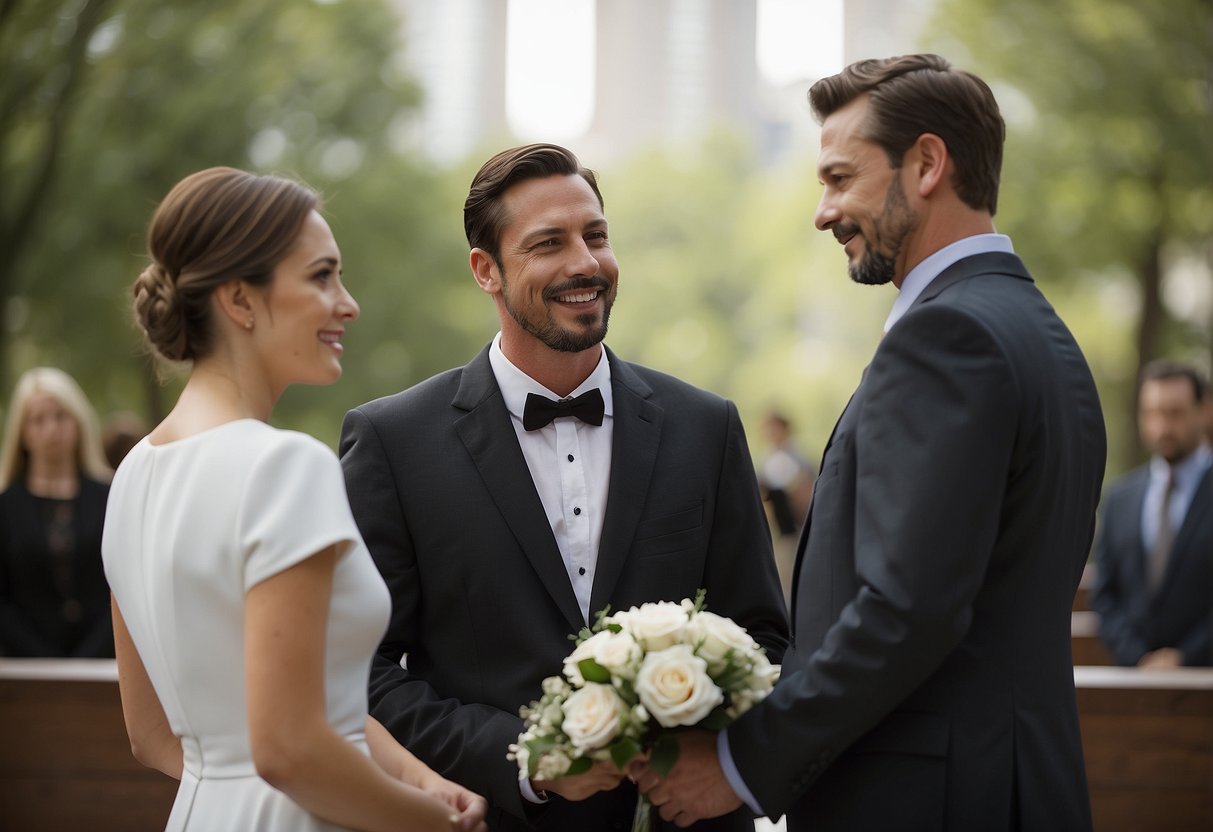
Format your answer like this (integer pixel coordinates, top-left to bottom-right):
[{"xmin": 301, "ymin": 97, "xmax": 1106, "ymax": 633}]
[{"xmin": 522, "ymin": 389, "xmax": 605, "ymax": 431}]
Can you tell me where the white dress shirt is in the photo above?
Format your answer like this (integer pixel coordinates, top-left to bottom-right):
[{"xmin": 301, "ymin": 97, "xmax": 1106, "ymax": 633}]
[
  {"xmin": 883, "ymin": 233, "xmax": 1015, "ymax": 334},
  {"xmin": 488, "ymin": 333, "xmax": 613, "ymax": 626}
]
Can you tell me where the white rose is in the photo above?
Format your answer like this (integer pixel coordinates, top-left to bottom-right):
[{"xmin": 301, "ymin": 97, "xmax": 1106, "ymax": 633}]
[
  {"xmin": 563, "ymin": 632, "xmax": 607, "ymax": 686},
  {"xmin": 618, "ymin": 601, "xmax": 689, "ymax": 651},
  {"xmin": 593, "ymin": 630, "xmax": 642, "ymax": 680},
  {"xmin": 561, "ymin": 683, "xmax": 627, "ymax": 751},
  {"xmin": 747, "ymin": 653, "xmax": 778, "ymax": 693},
  {"xmin": 687, "ymin": 610, "xmax": 759, "ymax": 670},
  {"xmin": 634, "ymin": 644, "xmax": 723, "ymax": 727},
  {"xmin": 564, "ymin": 631, "xmax": 639, "ymax": 686}
]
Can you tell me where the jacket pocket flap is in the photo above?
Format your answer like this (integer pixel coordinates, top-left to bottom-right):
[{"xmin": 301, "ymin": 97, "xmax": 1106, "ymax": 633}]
[{"xmin": 634, "ymin": 501, "xmax": 704, "ymax": 541}]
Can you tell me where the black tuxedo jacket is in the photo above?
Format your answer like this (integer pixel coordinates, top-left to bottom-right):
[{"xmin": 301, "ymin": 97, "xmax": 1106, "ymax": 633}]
[
  {"xmin": 1091, "ymin": 463, "xmax": 1212, "ymax": 666},
  {"xmin": 726, "ymin": 253, "xmax": 1106, "ymax": 831},
  {"xmin": 339, "ymin": 345, "xmax": 788, "ymax": 831}
]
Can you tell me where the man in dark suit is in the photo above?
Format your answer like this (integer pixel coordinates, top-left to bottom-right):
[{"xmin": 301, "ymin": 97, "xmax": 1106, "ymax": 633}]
[
  {"xmin": 339, "ymin": 143, "xmax": 788, "ymax": 831},
  {"xmin": 1092, "ymin": 361, "xmax": 1212, "ymax": 667},
  {"xmin": 635, "ymin": 54, "xmax": 1107, "ymax": 831}
]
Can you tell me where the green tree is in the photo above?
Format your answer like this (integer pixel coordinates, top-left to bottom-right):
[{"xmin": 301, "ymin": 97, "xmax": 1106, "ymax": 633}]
[
  {"xmin": 926, "ymin": 0, "xmax": 1213, "ymax": 471},
  {"xmin": 1, "ymin": 0, "xmax": 477, "ymax": 443}
]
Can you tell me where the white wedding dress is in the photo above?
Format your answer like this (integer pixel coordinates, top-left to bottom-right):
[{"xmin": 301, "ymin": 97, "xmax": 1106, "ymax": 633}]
[{"xmin": 103, "ymin": 419, "xmax": 390, "ymax": 831}]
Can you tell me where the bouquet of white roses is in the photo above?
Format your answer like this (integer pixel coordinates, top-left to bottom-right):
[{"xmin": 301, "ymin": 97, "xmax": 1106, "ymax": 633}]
[{"xmin": 508, "ymin": 591, "xmax": 778, "ymax": 831}]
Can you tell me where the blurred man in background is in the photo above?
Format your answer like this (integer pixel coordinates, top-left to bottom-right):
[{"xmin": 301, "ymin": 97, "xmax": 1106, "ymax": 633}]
[{"xmin": 1093, "ymin": 360, "xmax": 1212, "ymax": 668}]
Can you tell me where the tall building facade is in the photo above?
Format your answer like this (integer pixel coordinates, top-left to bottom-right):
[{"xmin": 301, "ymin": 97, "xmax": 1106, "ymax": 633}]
[
  {"xmin": 389, "ymin": 0, "xmax": 819, "ymax": 167},
  {"xmin": 582, "ymin": 0, "xmax": 760, "ymax": 162},
  {"xmin": 390, "ymin": 0, "xmax": 511, "ymax": 164}
]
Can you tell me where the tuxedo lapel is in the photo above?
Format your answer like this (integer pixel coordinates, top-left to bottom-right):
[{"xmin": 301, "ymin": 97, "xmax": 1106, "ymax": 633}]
[
  {"xmin": 590, "ymin": 353, "xmax": 662, "ymax": 616},
  {"xmin": 452, "ymin": 348, "xmax": 584, "ymax": 632}
]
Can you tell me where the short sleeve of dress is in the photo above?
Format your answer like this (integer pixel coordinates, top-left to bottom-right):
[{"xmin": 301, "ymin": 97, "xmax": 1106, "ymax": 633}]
[{"xmin": 237, "ymin": 431, "xmax": 364, "ymax": 592}]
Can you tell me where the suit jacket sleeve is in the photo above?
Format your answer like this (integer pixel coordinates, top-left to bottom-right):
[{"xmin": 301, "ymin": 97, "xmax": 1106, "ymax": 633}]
[
  {"xmin": 727, "ymin": 303, "xmax": 1022, "ymax": 816},
  {"xmin": 705, "ymin": 401, "xmax": 788, "ymax": 662},
  {"xmin": 1090, "ymin": 493, "xmax": 1150, "ymax": 666},
  {"xmin": 339, "ymin": 408, "xmax": 529, "ymax": 819}
]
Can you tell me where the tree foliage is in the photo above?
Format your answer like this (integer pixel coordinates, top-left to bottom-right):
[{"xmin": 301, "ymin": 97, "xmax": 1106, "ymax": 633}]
[{"xmin": 1, "ymin": 0, "xmax": 474, "ymax": 443}]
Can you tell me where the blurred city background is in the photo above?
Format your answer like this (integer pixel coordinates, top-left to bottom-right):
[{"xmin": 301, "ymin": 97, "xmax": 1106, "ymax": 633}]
[{"xmin": 2, "ymin": 0, "xmax": 1211, "ymax": 479}]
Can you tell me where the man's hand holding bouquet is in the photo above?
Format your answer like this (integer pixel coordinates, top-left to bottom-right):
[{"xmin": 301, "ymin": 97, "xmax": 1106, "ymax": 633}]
[{"xmin": 509, "ymin": 591, "xmax": 778, "ymax": 831}]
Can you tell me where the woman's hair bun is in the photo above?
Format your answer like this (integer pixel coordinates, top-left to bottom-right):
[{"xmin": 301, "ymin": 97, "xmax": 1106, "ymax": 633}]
[{"xmin": 132, "ymin": 262, "xmax": 191, "ymax": 362}]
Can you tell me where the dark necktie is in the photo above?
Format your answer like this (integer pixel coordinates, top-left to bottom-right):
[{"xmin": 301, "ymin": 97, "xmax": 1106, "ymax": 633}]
[
  {"xmin": 1149, "ymin": 467, "xmax": 1177, "ymax": 590},
  {"xmin": 522, "ymin": 388, "xmax": 605, "ymax": 431}
]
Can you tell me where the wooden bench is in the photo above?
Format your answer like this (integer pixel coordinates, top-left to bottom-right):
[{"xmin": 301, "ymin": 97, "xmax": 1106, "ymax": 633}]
[
  {"xmin": 1076, "ymin": 666, "xmax": 1213, "ymax": 832},
  {"xmin": 0, "ymin": 659, "xmax": 177, "ymax": 832},
  {"xmin": 4, "ymin": 660, "xmax": 1210, "ymax": 831}
]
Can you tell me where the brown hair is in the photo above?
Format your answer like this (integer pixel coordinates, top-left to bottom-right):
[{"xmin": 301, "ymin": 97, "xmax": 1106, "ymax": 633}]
[
  {"xmin": 1140, "ymin": 359, "xmax": 1208, "ymax": 403},
  {"xmin": 133, "ymin": 167, "xmax": 319, "ymax": 362},
  {"xmin": 809, "ymin": 54, "xmax": 1005, "ymax": 215},
  {"xmin": 464, "ymin": 143, "xmax": 603, "ymax": 263}
]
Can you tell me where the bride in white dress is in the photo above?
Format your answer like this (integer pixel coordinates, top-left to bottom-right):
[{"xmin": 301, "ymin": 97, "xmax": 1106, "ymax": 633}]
[{"xmin": 102, "ymin": 167, "xmax": 488, "ymax": 832}]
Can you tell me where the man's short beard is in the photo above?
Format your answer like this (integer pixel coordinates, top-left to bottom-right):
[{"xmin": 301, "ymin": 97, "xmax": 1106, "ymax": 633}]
[
  {"xmin": 849, "ymin": 175, "xmax": 915, "ymax": 287},
  {"xmin": 500, "ymin": 270, "xmax": 612, "ymax": 353},
  {"xmin": 850, "ymin": 250, "xmax": 896, "ymax": 286}
]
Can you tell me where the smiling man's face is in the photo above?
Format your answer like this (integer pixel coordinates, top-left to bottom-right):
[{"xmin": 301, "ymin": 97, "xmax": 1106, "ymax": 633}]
[{"xmin": 814, "ymin": 95, "xmax": 920, "ymax": 288}]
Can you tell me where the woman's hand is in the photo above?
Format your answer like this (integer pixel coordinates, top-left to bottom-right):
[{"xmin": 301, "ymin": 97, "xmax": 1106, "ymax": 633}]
[{"xmin": 414, "ymin": 770, "xmax": 488, "ymax": 832}]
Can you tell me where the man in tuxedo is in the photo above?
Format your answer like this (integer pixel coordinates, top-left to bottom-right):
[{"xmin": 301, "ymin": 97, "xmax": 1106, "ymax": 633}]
[
  {"xmin": 634, "ymin": 54, "xmax": 1107, "ymax": 831},
  {"xmin": 1092, "ymin": 361, "xmax": 1212, "ymax": 667},
  {"xmin": 339, "ymin": 143, "xmax": 788, "ymax": 831}
]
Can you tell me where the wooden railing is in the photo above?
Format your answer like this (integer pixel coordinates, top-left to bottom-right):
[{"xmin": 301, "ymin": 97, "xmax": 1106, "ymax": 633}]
[
  {"xmin": 2, "ymin": 660, "xmax": 1210, "ymax": 831},
  {"xmin": 1076, "ymin": 666, "xmax": 1213, "ymax": 832},
  {"xmin": 0, "ymin": 659, "xmax": 176, "ymax": 832}
]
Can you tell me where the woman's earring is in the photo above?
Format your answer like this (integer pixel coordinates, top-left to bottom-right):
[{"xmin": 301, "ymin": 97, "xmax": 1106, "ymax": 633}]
[{"xmin": 245, "ymin": 316, "xmax": 254, "ymax": 330}]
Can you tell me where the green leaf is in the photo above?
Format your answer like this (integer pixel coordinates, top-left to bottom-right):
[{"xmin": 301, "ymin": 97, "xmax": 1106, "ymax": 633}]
[
  {"xmin": 592, "ymin": 603, "xmax": 614, "ymax": 630},
  {"xmin": 565, "ymin": 756, "xmax": 593, "ymax": 777},
  {"xmin": 698, "ymin": 709, "xmax": 733, "ymax": 731},
  {"xmin": 650, "ymin": 733, "xmax": 681, "ymax": 777},
  {"xmin": 578, "ymin": 658, "xmax": 611, "ymax": 684},
  {"xmin": 609, "ymin": 736, "xmax": 643, "ymax": 769}
]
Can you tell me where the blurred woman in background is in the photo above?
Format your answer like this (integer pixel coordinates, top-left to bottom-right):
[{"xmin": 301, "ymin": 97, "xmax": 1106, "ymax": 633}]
[{"xmin": 0, "ymin": 366, "xmax": 114, "ymax": 657}]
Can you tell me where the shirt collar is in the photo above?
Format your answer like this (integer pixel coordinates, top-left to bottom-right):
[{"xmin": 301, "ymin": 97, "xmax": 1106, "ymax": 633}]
[
  {"xmin": 1150, "ymin": 442, "xmax": 1213, "ymax": 489},
  {"xmin": 488, "ymin": 332, "xmax": 614, "ymax": 421},
  {"xmin": 884, "ymin": 233, "xmax": 1015, "ymax": 334}
]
